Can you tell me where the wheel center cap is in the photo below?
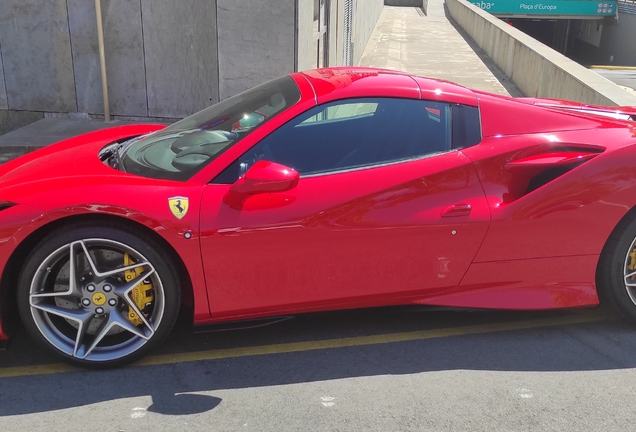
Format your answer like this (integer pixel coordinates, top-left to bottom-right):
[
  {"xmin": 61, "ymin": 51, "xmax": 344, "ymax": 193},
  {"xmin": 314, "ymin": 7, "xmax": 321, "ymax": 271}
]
[{"xmin": 92, "ymin": 293, "xmax": 107, "ymax": 306}]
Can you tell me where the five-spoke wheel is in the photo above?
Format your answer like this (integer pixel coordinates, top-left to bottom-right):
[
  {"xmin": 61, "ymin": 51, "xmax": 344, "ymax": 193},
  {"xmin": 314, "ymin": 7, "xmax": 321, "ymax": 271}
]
[
  {"xmin": 17, "ymin": 224, "xmax": 180, "ymax": 369},
  {"xmin": 597, "ymin": 214, "xmax": 636, "ymax": 323}
]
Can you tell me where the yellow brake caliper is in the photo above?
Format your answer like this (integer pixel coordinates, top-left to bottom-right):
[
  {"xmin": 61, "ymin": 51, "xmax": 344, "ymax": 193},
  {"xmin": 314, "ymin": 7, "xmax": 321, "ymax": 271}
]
[
  {"xmin": 628, "ymin": 249, "xmax": 636, "ymax": 285},
  {"xmin": 123, "ymin": 253, "xmax": 154, "ymax": 326}
]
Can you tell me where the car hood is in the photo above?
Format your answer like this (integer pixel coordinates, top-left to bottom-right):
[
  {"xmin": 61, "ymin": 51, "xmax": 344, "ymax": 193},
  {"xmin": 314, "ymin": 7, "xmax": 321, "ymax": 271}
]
[{"xmin": 0, "ymin": 124, "xmax": 165, "ymax": 191}]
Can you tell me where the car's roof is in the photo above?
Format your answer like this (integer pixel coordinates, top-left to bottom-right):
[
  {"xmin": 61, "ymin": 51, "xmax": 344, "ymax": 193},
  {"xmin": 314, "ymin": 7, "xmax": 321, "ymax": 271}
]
[{"xmin": 298, "ymin": 67, "xmax": 478, "ymax": 106}]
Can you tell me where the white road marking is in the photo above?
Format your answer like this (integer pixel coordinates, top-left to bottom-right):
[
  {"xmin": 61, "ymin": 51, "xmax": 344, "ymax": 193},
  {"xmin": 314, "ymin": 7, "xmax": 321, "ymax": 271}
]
[
  {"xmin": 517, "ymin": 388, "xmax": 533, "ymax": 399},
  {"xmin": 130, "ymin": 407, "xmax": 147, "ymax": 418},
  {"xmin": 321, "ymin": 396, "xmax": 336, "ymax": 407}
]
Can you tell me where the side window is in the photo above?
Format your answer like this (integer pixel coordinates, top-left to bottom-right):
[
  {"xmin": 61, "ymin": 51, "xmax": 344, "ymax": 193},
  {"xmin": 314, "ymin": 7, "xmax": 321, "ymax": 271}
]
[
  {"xmin": 451, "ymin": 104, "xmax": 481, "ymax": 149},
  {"xmin": 213, "ymin": 98, "xmax": 451, "ymax": 184}
]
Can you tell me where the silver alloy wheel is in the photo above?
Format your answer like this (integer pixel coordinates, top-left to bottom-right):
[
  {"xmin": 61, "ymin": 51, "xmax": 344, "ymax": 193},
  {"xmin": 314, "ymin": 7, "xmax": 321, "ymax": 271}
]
[
  {"xmin": 625, "ymin": 236, "xmax": 636, "ymax": 305},
  {"xmin": 27, "ymin": 238, "xmax": 165, "ymax": 362}
]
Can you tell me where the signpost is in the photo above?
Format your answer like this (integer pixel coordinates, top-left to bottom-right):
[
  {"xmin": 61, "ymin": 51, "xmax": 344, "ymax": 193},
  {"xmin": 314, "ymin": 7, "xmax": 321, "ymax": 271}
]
[{"xmin": 468, "ymin": 0, "xmax": 617, "ymax": 15}]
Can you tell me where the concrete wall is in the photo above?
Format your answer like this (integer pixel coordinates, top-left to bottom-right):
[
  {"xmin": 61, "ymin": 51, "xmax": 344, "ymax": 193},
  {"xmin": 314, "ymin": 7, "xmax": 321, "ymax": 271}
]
[
  {"xmin": 141, "ymin": 1, "xmax": 220, "ymax": 118},
  {"xmin": 0, "ymin": 0, "xmax": 382, "ymax": 131},
  {"xmin": 297, "ymin": 0, "xmax": 317, "ymax": 71},
  {"xmin": 445, "ymin": 0, "xmax": 636, "ymax": 106},
  {"xmin": 579, "ymin": 20, "xmax": 603, "ymax": 48},
  {"xmin": 0, "ymin": 0, "xmax": 295, "ymax": 123},
  {"xmin": 217, "ymin": 0, "xmax": 295, "ymax": 100},
  {"xmin": 0, "ymin": 0, "xmax": 220, "ymax": 120},
  {"xmin": 297, "ymin": 0, "xmax": 383, "ymax": 69},
  {"xmin": 598, "ymin": 13, "xmax": 636, "ymax": 66},
  {"xmin": 68, "ymin": 0, "xmax": 147, "ymax": 116},
  {"xmin": 0, "ymin": 1, "xmax": 77, "ymax": 113},
  {"xmin": 353, "ymin": 0, "xmax": 384, "ymax": 66},
  {"xmin": 297, "ymin": 0, "xmax": 340, "ymax": 71},
  {"xmin": 328, "ymin": 0, "xmax": 340, "ymax": 66},
  {"xmin": 0, "ymin": 32, "xmax": 8, "ymax": 110}
]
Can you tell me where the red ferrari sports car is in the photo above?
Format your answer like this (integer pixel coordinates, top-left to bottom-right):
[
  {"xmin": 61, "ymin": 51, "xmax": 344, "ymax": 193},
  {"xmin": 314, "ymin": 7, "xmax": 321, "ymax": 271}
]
[{"xmin": 1, "ymin": 67, "xmax": 636, "ymax": 368}]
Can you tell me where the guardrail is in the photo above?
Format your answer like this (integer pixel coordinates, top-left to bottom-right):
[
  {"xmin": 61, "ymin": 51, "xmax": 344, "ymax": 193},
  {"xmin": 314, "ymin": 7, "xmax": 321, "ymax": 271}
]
[{"xmin": 445, "ymin": 0, "xmax": 636, "ymax": 106}]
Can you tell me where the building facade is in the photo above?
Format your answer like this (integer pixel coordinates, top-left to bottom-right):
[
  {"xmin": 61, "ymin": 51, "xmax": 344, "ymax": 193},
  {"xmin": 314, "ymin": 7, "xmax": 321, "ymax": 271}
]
[{"xmin": 0, "ymin": 0, "xmax": 383, "ymax": 133}]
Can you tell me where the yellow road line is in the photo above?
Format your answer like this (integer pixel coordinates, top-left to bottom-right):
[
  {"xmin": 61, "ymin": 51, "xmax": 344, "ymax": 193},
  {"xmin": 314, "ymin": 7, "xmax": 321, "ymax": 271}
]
[
  {"xmin": 0, "ymin": 311, "xmax": 613, "ymax": 378},
  {"xmin": 589, "ymin": 65, "xmax": 636, "ymax": 71},
  {"xmin": 0, "ymin": 362, "xmax": 83, "ymax": 377}
]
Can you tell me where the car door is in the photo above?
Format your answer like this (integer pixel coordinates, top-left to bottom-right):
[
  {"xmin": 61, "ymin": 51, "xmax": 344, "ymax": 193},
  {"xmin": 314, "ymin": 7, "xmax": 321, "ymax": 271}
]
[{"xmin": 199, "ymin": 97, "xmax": 491, "ymax": 319}]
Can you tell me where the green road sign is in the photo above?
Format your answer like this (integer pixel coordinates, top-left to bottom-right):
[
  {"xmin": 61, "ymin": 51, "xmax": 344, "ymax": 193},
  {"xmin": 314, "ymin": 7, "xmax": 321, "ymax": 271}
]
[{"xmin": 469, "ymin": 0, "xmax": 616, "ymax": 15}]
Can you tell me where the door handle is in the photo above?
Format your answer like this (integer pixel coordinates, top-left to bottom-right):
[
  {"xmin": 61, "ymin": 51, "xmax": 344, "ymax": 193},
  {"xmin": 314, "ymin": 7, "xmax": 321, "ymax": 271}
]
[{"xmin": 441, "ymin": 203, "xmax": 472, "ymax": 217}]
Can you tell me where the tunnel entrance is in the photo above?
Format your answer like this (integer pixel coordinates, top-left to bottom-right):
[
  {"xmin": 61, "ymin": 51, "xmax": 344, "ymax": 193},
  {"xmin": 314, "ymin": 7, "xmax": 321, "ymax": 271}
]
[
  {"xmin": 504, "ymin": 17, "xmax": 611, "ymax": 65},
  {"xmin": 467, "ymin": 0, "xmax": 617, "ymax": 65}
]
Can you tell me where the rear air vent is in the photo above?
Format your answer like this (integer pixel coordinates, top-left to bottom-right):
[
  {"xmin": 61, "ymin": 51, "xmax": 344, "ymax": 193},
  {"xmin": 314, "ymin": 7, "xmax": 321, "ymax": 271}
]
[
  {"xmin": 524, "ymin": 163, "xmax": 582, "ymax": 195},
  {"xmin": 504, "ymin": 146, "xmax": 602, "ymax": 202}
]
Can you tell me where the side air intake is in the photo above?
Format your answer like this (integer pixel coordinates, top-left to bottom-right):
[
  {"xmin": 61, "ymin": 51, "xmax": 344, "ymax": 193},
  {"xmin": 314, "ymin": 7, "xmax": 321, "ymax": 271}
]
[{"xmin": 504, "ymin": 147, "xmax": 603, "ymax": 201}]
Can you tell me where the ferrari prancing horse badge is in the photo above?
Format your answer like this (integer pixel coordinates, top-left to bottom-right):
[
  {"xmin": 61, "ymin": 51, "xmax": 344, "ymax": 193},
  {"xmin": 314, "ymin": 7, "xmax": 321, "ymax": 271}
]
[{"xmin": 168, "ymin": 197, "xmax": 189, "ymax": 220}]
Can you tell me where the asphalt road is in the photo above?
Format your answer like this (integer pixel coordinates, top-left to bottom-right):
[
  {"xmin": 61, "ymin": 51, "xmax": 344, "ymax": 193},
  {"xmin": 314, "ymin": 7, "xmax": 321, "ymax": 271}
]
[
  {"xmin": 1, "ymin": 306, "xmax": 636, "ymax": 431},
  {"xmin": 593, "ymin": 69, "xmax": 636, "ymax": 93}
]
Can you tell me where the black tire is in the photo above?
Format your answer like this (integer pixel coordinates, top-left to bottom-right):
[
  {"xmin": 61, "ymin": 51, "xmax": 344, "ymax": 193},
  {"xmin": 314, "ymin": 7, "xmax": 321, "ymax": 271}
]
[
  {"xmin": 598, "ymin": 214, "xmax": 636, "ymax": 322},
  {"xmin": 17, "ymin": 222, "xmax": 180, "ymax": 369}
]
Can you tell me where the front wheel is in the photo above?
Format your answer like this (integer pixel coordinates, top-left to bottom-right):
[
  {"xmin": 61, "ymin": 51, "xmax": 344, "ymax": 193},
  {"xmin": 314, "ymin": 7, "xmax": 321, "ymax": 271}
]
[{"xmin": 17, "ymin": 224, "xmax": 180, "ymax": 369}]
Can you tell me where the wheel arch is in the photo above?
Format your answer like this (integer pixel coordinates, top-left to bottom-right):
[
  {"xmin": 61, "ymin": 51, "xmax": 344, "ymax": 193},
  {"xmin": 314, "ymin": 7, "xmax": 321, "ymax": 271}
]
[
  {"xmin": 596, "ymin": 203, "xmax": 636, "ymax": 308},
  {"xmin": 0, "ymin": 213, "xmax": 194, "ymax": 337}
]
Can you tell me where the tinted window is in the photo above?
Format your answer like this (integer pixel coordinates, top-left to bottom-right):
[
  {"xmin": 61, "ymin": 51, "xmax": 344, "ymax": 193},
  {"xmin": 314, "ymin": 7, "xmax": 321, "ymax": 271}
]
[
  {"xmin": 119, "ymin": 76, "xmax": 300, "ymax": 181},
  {"xmin": 214, "ymin": 97, "xmax": 451, "ymax": 183},
  {"xmin": 451, "ymin": 104, "xmax": 481, "ymax": 149},
  {"xmin": 299, "ymin": 101, "xmax": 379, "ymax": 124}
]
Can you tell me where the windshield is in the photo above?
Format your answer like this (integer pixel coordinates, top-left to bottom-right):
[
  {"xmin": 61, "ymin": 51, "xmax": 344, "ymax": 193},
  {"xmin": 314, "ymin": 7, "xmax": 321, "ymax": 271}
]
[{"xmin": 120, "ymin": 76, "xmax": 301, "ymax": 181}]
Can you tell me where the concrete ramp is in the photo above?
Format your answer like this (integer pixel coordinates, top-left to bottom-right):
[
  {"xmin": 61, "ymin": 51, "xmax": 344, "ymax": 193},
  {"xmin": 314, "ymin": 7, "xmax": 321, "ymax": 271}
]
[
  {"xmin": 445, "ymin": 0, "xmax": 636, "ymax": 106},
  {"xmin": 360, "ymin": 2, "xmax": 636, "ymax": 107},
  {"xmin": 359, "ymin": 4, "xmax": 521, "ymax": 97}
]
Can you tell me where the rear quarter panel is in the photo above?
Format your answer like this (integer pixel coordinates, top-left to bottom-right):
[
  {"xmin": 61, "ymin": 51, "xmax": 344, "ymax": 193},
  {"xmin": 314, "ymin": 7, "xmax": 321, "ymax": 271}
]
[{"xmin": 461, "ymin": 127, "xmax": 636, "ymax": 262}]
